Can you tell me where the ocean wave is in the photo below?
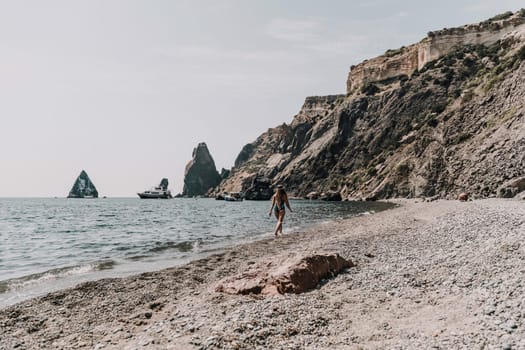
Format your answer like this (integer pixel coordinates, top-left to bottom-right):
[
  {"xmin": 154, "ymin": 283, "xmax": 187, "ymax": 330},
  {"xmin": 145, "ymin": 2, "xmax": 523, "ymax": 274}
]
[
  {"xmin": 148, "ymin": 240, "xmax": 194, "ymax": 253},
  {"xmin": 125, "ymin": 254, "xmax": 152, "ymax": 261},
  {"xmin": 0, "ymin": 259, "xmax": 116, "ymax": 293},
  {"xmin": 99, "ymin": 214, "xmax": 117, "ymax": 218},
  {"xmin": 96, "ymin": 259, "xmax": 116, "ymax": 270}
]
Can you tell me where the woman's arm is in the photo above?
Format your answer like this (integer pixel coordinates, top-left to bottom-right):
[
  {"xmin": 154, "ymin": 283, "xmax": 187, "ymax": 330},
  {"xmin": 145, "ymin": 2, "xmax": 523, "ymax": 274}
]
[
  {"xmin": 268, "ymin": 195, "xmax": 275, "ymax": 216},
  {"xmin": 285, "ymin": 195, "xmax": 292, "ymax": 212}
]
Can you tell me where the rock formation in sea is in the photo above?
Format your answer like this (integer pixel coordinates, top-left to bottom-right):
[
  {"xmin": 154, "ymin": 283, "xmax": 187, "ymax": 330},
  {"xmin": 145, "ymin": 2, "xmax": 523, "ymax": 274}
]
[
  {"xmin": 68, "ymin": 170, "xmax": 99, "ymax": 198},
  {"xmin": 214, "ymin": 10, "xmax": 525, "ymax": 200},
  {"xmin": 159, "ymin": 178, "xmax": 169, "ymax": 191},
  {"xmin": 182, "ymin": 142, "xmax": 221, "ymax": 197}
]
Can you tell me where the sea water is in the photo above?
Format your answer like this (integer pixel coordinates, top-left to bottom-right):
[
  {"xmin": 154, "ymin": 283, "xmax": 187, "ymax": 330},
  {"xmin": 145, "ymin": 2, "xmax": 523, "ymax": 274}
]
[{"xmin": 0, "ymin": 198, "xmax": 394, "ymax": 307}]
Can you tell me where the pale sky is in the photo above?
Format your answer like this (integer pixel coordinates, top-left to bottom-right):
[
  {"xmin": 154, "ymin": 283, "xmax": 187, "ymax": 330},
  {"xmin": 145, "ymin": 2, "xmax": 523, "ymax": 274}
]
[{"xmin": 1, "ymin": 0, "xmax": 523, "ymax": 197}]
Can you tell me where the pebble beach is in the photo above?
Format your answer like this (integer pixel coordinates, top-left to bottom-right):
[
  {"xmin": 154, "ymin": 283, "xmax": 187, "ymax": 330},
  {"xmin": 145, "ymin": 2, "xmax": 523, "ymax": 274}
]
[{"xmin": 1, "ymin": 199, "xmax": 524, "ymax": 349}]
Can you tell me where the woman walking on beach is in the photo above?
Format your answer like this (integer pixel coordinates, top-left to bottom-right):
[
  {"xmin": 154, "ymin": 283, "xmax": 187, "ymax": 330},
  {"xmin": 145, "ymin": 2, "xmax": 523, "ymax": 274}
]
[{"xmin": 268, "ymin": 185, "xmax": 292, "ymax": 236}]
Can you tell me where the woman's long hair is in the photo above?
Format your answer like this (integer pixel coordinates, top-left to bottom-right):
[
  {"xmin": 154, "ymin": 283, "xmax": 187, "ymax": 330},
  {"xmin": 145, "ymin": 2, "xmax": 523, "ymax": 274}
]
[{"xmin": 275, "ymin": 187, "xmax": 286, "ymax": 203}]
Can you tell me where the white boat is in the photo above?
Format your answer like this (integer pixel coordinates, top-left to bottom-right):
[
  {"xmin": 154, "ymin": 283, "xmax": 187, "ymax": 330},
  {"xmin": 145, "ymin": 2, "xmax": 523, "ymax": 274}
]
[
  {"xmin": 224, "ymin": 192, "xmax": 243, "ymax": 201},
  {"xmin": 137, "ymin": 178, "xmax": 172, "ymax": 199},
  {"xmin": 137, "ymin": 188, "xmax": 172, "ymax": 199}
]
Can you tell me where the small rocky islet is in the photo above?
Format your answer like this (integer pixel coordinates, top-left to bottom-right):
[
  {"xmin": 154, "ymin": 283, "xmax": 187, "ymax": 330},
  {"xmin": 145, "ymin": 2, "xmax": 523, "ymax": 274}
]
[
  {"xmin": 182, "ymin": 142, "xmax": 222, "ymax": 197},
  {"xmin": 67, "ymin": 170, "xmax": 99, "ymax": 198}
]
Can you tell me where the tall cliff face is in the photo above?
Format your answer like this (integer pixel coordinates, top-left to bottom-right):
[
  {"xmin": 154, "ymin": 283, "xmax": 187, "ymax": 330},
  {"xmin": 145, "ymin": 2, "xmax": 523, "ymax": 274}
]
[
  {"xmin": 347, "ymin": 10, "xmax": 525, "ymax": 92},
  {"xmin": 68, "ymin": 170, "xmax": 99, "ymax": 198},
  {"xmin": 183, "ymin": 142, "xmax": 221, "ymax": 197},
  {"xmin": 216, "ymin": 95, "xmax": 345, "ymax": 196},
  {"xmin": 216, "ymin": 10, "xmax": 525, "ymax": 200}
]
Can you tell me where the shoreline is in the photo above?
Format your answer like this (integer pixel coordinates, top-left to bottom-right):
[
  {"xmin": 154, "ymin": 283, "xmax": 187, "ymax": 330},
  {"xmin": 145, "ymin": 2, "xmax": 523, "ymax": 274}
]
[
  {"xmin": 0, "ymin": 199, "xmax": 393, "ymax": 309},
  {"xmin": 1, "ymin": 198, "xmax": 524, "ymax": 349}
]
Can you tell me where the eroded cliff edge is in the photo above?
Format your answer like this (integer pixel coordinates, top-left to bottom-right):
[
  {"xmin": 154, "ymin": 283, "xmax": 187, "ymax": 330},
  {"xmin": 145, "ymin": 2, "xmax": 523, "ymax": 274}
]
[{"xmin": 215, "ymin": 10, "xmax": 525, "ymax": 200}]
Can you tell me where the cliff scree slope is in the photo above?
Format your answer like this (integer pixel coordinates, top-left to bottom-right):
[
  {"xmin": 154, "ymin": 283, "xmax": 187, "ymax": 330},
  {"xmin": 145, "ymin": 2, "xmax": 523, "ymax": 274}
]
[{"xmin": 216, "ymin": 10, "xmax": 525, "ymax": 200}]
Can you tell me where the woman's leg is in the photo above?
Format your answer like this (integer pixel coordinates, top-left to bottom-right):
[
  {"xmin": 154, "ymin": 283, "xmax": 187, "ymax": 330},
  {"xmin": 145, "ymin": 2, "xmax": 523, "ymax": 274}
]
[
  {"xmin": 275, "ymin": 210, "xmax": 283, "ymax": 236},
  {"xmin": 277, "ymin": 211, "xmax": 285, "ymax": 234}
]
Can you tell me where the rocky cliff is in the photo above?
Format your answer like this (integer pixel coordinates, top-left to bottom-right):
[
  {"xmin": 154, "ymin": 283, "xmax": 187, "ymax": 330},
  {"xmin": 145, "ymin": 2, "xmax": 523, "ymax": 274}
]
[
  {"xmin": 216, "ymin": 10, "xmax": 525, "ymax": 200},
  {"xmin": 347, "ymin": 10, "xmax": 525, "ymax": 92},
  {"xmin": 183, "ymin": 142, "xmax": 221, "ymax": 196},
  {"xmin": 68, "ymin": 170, "xmax": 99, "ymax": 198}
]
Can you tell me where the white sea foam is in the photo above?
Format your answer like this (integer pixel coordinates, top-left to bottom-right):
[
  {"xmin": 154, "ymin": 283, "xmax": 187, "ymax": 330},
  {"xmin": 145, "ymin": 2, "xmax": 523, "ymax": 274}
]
[{"xmin": 3, "ymin": 261, "xmax": 115, "ymax": 293}]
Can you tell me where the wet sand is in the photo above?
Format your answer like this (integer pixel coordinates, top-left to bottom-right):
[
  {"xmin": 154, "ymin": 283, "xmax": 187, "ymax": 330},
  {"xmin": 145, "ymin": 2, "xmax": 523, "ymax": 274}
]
[{"xmin": 1, "ymin": 199, "xmax": 524, "ymax": 349}]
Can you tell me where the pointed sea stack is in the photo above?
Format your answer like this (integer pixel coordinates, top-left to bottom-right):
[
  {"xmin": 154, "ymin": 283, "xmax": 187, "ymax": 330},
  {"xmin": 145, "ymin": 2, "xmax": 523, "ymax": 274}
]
[
  {"xmin": 159, "ymin": 178, "xmax": 169, "ymax": 191},
  {"xmin": 68, "ymin": 170, "xmax": 99, "ymax": 198},
  {"xmin": 183, "ymin": 142, "xmax": 221, "ymax": 197}
]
